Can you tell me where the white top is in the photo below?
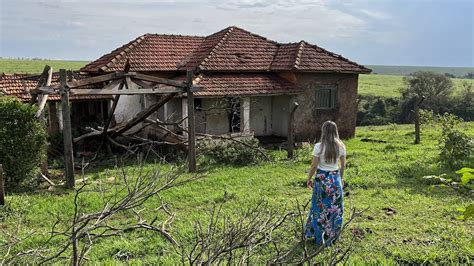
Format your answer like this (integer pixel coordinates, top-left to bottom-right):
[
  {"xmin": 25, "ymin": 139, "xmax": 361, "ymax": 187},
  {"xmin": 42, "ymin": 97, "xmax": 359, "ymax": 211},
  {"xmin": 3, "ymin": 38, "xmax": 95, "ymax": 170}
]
[{"xmin": 312, "ymin": 142, "xmax": 346, "ymax": 171}]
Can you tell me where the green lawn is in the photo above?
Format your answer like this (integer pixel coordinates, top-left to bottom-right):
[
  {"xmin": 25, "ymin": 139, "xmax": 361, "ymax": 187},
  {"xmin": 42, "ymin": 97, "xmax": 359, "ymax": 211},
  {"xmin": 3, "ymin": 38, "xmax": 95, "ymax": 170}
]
[
  {"xmin": 1, "ymin": 123, "xmax": 473, "ymax": 264},
  {"xmin": 359, "ymin": 74, "xmax": 473, "ymax": 98},
  {"xmin": 0, "ymin": 58, "xmax": 87, "ymax": 74}
]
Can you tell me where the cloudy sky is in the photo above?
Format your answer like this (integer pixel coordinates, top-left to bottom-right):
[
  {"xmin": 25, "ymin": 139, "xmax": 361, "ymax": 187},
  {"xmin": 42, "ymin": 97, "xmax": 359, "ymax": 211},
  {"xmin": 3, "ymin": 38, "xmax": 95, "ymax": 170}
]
[{"xmin": 0, "ymin": 0, "xmax": 472, "ymax": 67}]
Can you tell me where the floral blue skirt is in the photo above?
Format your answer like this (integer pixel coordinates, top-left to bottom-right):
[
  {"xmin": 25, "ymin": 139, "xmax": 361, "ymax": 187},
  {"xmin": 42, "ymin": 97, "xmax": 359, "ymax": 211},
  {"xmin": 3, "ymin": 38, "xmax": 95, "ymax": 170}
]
[{"xmin": 305, "ymin": 168, "xmax": 344, "ymax": 246}]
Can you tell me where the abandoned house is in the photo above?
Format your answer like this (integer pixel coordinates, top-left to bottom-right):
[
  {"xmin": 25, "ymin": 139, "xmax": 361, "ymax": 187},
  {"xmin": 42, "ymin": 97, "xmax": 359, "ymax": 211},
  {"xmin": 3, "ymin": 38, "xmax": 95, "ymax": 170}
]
[
  {"xmin": 80, "ymin": 26, "xmax": 370, "ymax": 141},
  {"xmin": 1, "ymin": 26, "xmax": 370, "ymax": 142}
]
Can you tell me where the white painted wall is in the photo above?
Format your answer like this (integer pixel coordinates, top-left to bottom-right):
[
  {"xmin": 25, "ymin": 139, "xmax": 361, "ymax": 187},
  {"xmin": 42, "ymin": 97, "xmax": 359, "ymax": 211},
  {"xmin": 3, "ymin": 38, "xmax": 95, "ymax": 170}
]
[
  {"xmin": 250, "ymin": 96, "xmax": 272, "ymax": 136},
  {"xmin": 114, "ymin": 83, "xmax": 144, "ymax": 125},
  {"xmin": 203, "ymin": 98, "xmax": 229, "ymax": 134},
  {"xmin": 271, "ymin": 95, "xmax": 290, "ymax": 137}
]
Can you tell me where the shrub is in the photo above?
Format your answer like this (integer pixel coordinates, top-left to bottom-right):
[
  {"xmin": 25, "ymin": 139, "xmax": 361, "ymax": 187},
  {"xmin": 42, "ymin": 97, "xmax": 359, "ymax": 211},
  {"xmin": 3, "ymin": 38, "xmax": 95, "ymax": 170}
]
[
  {"xmin": 0, "ymin": 96, "xmax": 47, "ymax": 188},
  {"xmin": 437, "ymin": 113, "xmax": 473, "ymax": 170},
  {"xmin": 197, "ymin": 136, "xmax": 264, "ymax": 165}
]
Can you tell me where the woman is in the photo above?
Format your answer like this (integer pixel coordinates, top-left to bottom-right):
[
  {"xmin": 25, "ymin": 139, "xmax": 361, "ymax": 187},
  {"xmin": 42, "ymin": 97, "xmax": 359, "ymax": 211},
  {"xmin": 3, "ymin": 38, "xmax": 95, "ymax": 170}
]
[{"xmin": 305, "ymin": 121, "xmax": 346, "ymax": 246}]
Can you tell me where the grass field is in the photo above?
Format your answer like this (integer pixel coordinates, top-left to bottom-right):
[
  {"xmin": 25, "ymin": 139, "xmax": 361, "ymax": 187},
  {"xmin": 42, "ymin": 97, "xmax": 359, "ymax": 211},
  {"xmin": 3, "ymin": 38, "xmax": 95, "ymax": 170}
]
[
  {"xmin": 358, "ymin": 74, "xmax": 473, "ymax": 98},
  {"xmin": 0, "ymin": 58, "xmax": 87, "ymax": 74},
  {"xmin": 1, "ymin": 123, "xmax": 473, "ymax": 264}
]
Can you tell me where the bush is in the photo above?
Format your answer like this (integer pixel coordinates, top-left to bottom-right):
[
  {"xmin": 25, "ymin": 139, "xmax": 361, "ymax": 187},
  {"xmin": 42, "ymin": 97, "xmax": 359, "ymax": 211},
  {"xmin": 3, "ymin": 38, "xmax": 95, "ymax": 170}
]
[
  {"xmin": 0, "ymin": 97, "xmax": 47, "ymax": 188},
  {"xmin": 357, "ymin": 95, "xmax": 400, "ymax": 126},
  {"xmin": 437, "ymin": 113, "xmax": 473, "ymax": 170},
  {"xmin": 197, "ymin": 136, "xmax": 264, "ymax": 165}
]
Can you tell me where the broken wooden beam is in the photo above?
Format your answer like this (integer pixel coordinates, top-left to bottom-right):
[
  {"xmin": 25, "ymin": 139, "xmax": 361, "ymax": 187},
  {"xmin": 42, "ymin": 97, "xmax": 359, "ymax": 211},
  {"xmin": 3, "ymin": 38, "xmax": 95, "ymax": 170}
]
[
  {"xmin": 68, "ymin": 88, "xmax": 187, "ymax": 95},
  {"xmin": 35, "ymin": 67, "xmax": 53, "ymax": 118},
  {"xmin": 60, "ymin": 69, "xmax": 75, "ymax": 188},
  {"xmin": 29, "ymin": 65, "xmax": 52, "ymax": 104},
  {"xmin": 113, "ymin": 93, "xmax": 176, "ymax": 136},
  {"xmin": 133, "ymin": 72, "xmax": 187, "ymax": 88},
  {"xmin": 67, "ymin": 72, "xmax": 124, "ymax": 88},
  {"xmin": 102, "ymin": 81, "xmax": 125, "ymax": 136},
  {"xmin": 186, "ymin": 70, "xmax": 196, "ymax": 172}
]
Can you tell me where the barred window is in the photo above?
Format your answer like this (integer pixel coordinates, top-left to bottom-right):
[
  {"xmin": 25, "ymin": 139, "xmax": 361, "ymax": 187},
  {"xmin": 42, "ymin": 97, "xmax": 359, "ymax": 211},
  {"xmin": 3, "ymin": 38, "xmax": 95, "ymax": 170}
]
[{"xmin": 315, "ymin": 85, "xmax": 337, "ymax": 109}]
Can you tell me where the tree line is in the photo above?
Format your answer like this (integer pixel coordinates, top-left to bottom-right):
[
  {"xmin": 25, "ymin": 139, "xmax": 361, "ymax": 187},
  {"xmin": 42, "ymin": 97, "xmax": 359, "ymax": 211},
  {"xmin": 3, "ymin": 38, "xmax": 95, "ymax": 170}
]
[{"xmin": 358, "ymin": 71, "xmax": 473, "ymax": 126}]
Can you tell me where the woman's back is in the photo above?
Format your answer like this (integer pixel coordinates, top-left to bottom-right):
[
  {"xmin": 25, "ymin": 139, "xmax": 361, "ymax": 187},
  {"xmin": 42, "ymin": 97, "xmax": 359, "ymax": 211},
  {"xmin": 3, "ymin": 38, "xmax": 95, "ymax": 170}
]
[{"xmin": 312, "ymin": 142, "xmax": 346, "ymax": 171}]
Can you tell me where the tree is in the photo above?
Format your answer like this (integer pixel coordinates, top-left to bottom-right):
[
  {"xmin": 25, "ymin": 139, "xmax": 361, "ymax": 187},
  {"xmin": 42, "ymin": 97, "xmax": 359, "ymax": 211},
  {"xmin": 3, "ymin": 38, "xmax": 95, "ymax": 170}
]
[{"xmin": 401, "ymin": 71, "xmax": 454, "ymax": 114}]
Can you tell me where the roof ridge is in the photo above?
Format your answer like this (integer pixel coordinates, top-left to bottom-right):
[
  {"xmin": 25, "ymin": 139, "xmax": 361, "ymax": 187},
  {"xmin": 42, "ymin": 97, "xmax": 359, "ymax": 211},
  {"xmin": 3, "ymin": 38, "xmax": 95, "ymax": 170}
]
[
  {"xmin": 100, "ymin": 34, "xmax": 147, "ymax": 72},
  {"xmin": 198, "ymin": 27, "xmax": 235, "ymax": 70},
  {"xmin": 230, "ymin": 26, "xmax": 279, "ymax": 45},
  {"xmin": 294, "ymin": 41, "xmax": 306, "ymax": 69},
  {"xmin": 146, "ymin": 33, "xmax": 205, "ymax": 39}
]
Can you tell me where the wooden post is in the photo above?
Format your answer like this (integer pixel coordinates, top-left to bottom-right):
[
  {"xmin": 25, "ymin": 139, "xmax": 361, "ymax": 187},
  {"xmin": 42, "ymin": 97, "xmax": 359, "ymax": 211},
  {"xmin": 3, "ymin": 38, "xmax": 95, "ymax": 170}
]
[
  {"xmin": 0, "ymin": 164, "xmax": 4, "ymax": 206},
  {"xmin": 413, "ymin": 96, "xmax": 424, "ymax": 144},
  {"xmin": 414, "ymin": 96, "xmax": 420, "ymax": 144},
  {"xmin": 287, "ymin": 98, "xmax": 299, "ymax": 159},
  {"xmin": 38, "ymin": 67, "xmax": 52, "ymax": 177},
  {"xmin": 60, "ymin": 69, "xmax": 75, "ymax": 188},
  {"xmin": 186, "ymin": 70, "xmax": 196, "ymax": 172}
]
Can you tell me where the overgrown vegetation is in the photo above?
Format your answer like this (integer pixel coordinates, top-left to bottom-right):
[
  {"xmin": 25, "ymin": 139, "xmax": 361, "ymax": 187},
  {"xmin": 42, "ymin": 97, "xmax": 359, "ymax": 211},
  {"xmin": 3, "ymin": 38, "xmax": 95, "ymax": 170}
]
[
  {"xmin": 436, "ymin": 114, "xmax": 473, "ymax": 169},
  {"xmin": 197, "ymin": 136, "xmax": 265, "ymax": 165},
  {"xmin": 1, "ymin": 123, "xmax": 473, "ymax": 264},
  {"xmin": 0, "ymin": 96, "xmax": 47, "ymax": 188}
]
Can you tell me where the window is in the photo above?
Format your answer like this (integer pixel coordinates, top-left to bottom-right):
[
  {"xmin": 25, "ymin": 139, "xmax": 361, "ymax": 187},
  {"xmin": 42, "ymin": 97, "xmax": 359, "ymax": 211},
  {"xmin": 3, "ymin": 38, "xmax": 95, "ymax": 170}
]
[
  {"xmin": 194, "ymin": 98, "xmax": 202, "ymax": 111},
  {"xmin": 315, "ymin": 85, "xmax": 337, "ymax": 109}
]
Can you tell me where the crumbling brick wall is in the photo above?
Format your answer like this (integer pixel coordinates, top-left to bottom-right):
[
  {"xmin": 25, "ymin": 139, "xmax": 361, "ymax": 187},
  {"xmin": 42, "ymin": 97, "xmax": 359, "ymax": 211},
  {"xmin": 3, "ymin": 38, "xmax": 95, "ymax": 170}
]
[{"xmin": 292, "ymin": 73, "xmax": 359, "ymax": 142}]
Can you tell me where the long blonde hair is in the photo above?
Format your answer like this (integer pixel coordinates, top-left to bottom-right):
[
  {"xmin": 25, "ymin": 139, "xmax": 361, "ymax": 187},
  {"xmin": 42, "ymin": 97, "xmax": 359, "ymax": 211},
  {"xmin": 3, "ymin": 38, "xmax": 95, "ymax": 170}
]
[{"xmin": 318, "ymin": 121, "xmax": 344, "ymax": 163}]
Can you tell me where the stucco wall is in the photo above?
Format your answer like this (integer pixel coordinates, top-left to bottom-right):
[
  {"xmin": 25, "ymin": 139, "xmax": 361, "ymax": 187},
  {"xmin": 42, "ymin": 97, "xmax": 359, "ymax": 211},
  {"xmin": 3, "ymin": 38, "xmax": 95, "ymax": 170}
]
[
  {"xmin": 115, "ymin": 95, "xmax": 144, "ymax": 124},
  {"xmin": 271, "ymin": 95, "xmax": 290, "ymax": 137},
  {"xmin": 293, "ymin": 73, "xmax": 359, "ymax": 141},
  {"xmin": 250, "ymin": 96, "xmax": 272, "ymax": 136},
  {"xmin": 202, "ymin": 98, "xmax": 229, "ymax": 134}
]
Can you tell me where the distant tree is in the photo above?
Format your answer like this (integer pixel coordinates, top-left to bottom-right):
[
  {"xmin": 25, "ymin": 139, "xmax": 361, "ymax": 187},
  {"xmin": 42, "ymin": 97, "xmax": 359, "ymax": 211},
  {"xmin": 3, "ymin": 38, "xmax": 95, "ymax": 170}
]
[
  {"xmin": 401, "ymin": 71, "xmax": 454, "ymax": 113},
  {"xmin": 463, "ymin": 72, "xmax": 474, "ymax": 79},
  {"xmin": 444, "ymin": 73, "xmax": 456, "ymax": 78}
]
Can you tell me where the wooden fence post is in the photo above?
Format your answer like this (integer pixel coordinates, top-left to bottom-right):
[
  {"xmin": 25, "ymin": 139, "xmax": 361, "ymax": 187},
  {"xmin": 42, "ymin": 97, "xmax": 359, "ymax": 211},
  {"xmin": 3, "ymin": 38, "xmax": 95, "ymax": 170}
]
[
  {"xmin": 186, "ymin": 70, "xmax": 196, "ymax": 172},
  {"xmin": 287, "ymin": 99, "xmax": 299, "ymax": 159},
  {"xmin": 413, "ymin": 96, "xmax": 425, "ymax": 144},
  {"xmin": 60, "ymin": 69, "xmax": 75, "ymax": 188},
  {"xmin": 0, "ymin": 164, "xmax": 4, "ymax": 206}
]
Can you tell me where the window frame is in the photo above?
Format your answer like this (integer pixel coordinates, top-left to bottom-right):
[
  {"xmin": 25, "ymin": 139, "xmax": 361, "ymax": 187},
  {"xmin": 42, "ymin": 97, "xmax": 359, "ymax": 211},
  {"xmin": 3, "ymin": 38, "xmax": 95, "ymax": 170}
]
[{"xmin": 314, "ymin": 84, "xmax": 338, "ymax": 110}]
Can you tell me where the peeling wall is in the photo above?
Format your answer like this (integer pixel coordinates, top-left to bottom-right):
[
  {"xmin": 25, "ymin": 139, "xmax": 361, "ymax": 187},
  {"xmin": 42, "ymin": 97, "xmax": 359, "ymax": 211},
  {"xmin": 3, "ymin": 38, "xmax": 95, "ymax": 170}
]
[
  {"xmin": 293, "ymin": 73, "xmax": 359, "ymax": 141},
  {"xmin": 250, "ymin": 96, "xmax": 272, "ymax": 136},
  {"xmin": 271, "ymin": 95, "xmax": 290, "ymax": 137},
  {"xmin": 201, "ymin": 98, "xmax": 228, "ymax": 135}
]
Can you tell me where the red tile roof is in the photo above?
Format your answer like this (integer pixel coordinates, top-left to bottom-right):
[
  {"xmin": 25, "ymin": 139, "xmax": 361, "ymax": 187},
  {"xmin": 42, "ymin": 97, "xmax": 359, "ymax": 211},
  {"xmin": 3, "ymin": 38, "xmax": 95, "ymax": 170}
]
[
  {"xmin": 294, "ymin": 42, "xmax": 371, "ymax": 73},
  {"xmin": 81, "ymin": 26, "xmax": 370, "ymax": 74},
  {"xmin": 193, "ymin": 73, "xmax": 301, "ymax": 97},
  {"xmin": 81, "ymin": 34, "xmax": 205, "ymax": 72},
  {"xmin": 0, "ymin": 73, "xmax": 111, "ymax": 102},
  {"xmin": 271, "ymin": 42, "xmax": 301, "ymax": 70}
]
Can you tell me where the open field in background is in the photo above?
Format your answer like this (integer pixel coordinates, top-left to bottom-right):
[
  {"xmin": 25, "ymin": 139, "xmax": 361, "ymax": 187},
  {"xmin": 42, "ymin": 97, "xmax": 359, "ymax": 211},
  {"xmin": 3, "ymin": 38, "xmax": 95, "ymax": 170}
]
[
  {"xmin": 0, "ymin": 58, "xmax": 88, "ymax": 74},
  {"xmin": 1, "ymin": 123, "xmax": 473, "ymax": 264},
  {"xmin": 368, "ymin": 65, "xmax": 474, "ymax": 77},
  {"xmin": 358, "ymin": 74, "xmax": 473, "ymax": 98}
]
